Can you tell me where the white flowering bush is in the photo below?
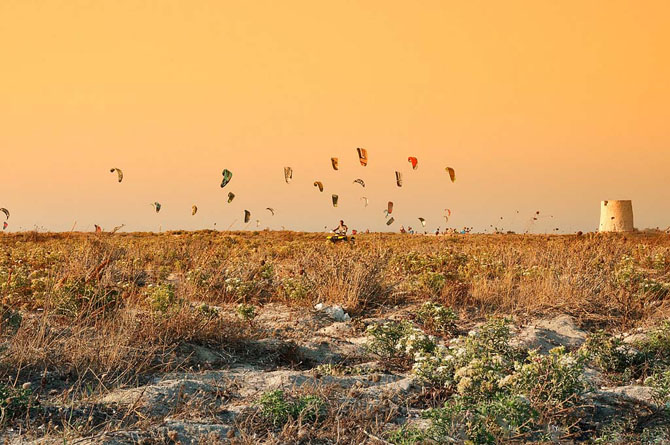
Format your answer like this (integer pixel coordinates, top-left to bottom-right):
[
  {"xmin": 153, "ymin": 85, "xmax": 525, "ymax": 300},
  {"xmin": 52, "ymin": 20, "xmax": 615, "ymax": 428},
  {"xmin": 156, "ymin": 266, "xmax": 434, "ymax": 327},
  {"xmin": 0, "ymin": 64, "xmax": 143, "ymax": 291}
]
[
  {"xmin": 512, "ymin": 347, "xmax": 587, "ymax": 411},
  {"xmin": 415, "ymin": 302, "xmax": 458, "ymax": 336},
  {"xmin": 412, "ymin": 317, "xmax": 520, "ymax": 392},
  {"xmin": 407, "ymin": 319, "xmax": 588, "ymax": 443},
  {"xmin": 366, "ymin": 321, "xmax": 436, "ymax": 361}
]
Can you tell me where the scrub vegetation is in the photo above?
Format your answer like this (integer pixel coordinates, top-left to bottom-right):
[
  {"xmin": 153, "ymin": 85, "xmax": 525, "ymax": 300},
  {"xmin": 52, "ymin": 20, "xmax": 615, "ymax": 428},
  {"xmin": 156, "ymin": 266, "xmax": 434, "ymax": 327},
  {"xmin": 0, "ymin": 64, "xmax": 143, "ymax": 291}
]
[{"xmin": 1, "ymin": 230, "xmax": 670, "ymax": 443}]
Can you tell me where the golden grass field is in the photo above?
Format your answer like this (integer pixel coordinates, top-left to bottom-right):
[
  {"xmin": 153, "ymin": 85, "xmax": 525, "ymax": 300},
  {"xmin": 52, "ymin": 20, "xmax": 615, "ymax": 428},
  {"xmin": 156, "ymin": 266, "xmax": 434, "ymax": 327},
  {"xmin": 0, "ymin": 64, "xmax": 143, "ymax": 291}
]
[{"xmin": 1, "ymin": 231, "xmax": 670, "ymax": 443}]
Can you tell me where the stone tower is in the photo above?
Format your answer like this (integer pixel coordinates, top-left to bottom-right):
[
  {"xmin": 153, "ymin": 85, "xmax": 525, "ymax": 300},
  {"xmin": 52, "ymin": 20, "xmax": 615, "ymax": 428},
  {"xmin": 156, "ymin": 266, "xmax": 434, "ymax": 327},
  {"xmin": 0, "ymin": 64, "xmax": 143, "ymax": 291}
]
[{"xmin": 599, "ymin": 200, "xmax": 634, "ymax": 232}]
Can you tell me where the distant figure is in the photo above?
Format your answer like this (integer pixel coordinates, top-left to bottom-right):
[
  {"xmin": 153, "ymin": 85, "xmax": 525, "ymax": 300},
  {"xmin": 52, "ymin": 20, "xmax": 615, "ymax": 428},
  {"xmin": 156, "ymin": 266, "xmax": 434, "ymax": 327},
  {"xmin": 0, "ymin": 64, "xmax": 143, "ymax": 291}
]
[
  {"xmin": 332, "ymin": 220, "xmax": 348, "ymax": 235},
  {"xmin": 408, "ymin": 226, "xmax": 414, "ymax": 234},
  {"xmin": 352, "ymin": 229, "xmax": 358, "ymax": 235},
  {"xmin": 400, "ymin": 225, "xmax": 406, "ymax": 234},
  {"xmin": 435, "ymin": 227, "xmax": 440, "ymax": 235}
]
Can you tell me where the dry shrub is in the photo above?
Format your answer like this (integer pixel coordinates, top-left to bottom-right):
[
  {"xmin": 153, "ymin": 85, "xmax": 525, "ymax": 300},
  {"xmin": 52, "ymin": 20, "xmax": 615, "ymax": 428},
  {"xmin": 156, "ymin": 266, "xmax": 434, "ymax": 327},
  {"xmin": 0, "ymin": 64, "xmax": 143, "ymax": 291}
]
[
  {"xmin": 303, "ymin": 247, "xmax": 395, "ymax": 312},
  {"xmin": 0, "ymin": 305, "xmax": 247, "ymax": 387}
]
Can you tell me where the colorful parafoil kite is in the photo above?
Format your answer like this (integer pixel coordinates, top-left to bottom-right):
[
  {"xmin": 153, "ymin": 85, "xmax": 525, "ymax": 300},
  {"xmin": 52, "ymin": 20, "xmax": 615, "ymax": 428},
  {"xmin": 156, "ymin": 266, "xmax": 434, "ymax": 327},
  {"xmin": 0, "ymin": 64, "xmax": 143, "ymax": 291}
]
[
  {"xmin": 331, "ymin": 157, "xmax": 339, "ymax": 170},
  {"xmin": 220, "ymin": 169, "xmax": 233, "ymax": 188},
  {"xmin": 284, "ymin": 167, "xmax": 293, "ymax": 183},
  {"xmin": 446, "ymin": 167, "xmax": 456, "ymax": 182},
  {"xmin": 445, "ymin": 208, "xmax": 452, "ymax": 217},
  {"xmin": 418, "ymin": 217, "xmax": 426, "ymax": 227},
  {"xmin": 110, "ymin": 168, "xmax": 123, "ymax": 183},
  {"xmin": 152, "ymin": 202, "xmax": 161, "ymax": 213},
  {"xmin": 353, "ymin": 179, "xmax": 365, "ymax": 187},
  {"xmin": 361, "ymin": 197, "xmax": 369, "ymax": 207},
  {"xmin": 332, "ymin": 194, "xmax": 339, "ymax": 207},
  {"xmin": 111, "ymin": 224, "xmax": 125, "ymax": 234},
  {"xmin": 0, "ymin": 208, "xmax": 9, "ymax": 220},
  {"xmin": 95, "ymin": 224, "xmax": 102, "ymax": 233},
  {"xmin": 395, "ymin": 171, "xmax": 403, "ymax": 187},
  {"xmin": 192, "ymin": 205, "xmax": 198, "ymax": 216},
  {"xmin": 2, "ymin": 222, "xmax": 7, "ymax": 230},
  {"xmin": 266, "ymin": 207, "xmax": 275, "ymax": 216},
  {"xmin": 357, "ymin": 147, "xmax": 368, "ymax": 166},
  {"xmin": 313, "ymin": 181, "xmax": 324, "ymax": 192},
  {"xmin": 408, "ymin": 157, "xmax": 418, "ymax": 170},
  {"xmin": 227, "ymin": 192, "xmax": 235, "ymax": 203},
  {"xmin": 387, "ymin": 201, "xmax": 394, "ymax": 214},
  {"xmin": 244, "ymin": 210, "xmax": 251, "ymax": 223},
  {"xmin": 386, "ymin": 217, "xmax": 395, "ymax": 226}
]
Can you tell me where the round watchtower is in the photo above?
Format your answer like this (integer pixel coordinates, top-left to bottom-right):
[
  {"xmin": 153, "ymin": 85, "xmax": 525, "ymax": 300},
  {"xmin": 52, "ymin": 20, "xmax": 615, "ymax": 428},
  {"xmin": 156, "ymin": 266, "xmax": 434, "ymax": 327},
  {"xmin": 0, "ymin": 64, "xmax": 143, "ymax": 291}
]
[{"xmin": 599, "ymin": 200, "xmax": 634, "ymax": 232}]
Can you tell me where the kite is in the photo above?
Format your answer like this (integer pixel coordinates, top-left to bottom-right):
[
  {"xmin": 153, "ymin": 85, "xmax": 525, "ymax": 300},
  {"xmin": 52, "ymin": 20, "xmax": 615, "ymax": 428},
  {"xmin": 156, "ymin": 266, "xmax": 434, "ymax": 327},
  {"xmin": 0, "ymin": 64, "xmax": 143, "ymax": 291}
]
[
  {"xmin": 386, "ymin": 217, "xmax": 395, "ymax": 226},
  {"xmin": 0, "ymin": 208, "xmax": 9, "ymax": 220},
  {"xmin": 227, "ymin": 192, "xmax": 235, "ymax": 203},
  {"xmin": 110, "ymin": 168, "xmax": 123, "ymax": 183},
  {"xmin": 418, "ymin": 217, "xmax": 426, "ymax": 227},
  {"xmin": 192, "ymin": 205, "xmax": 198, "ymax": 216},
  {"xmin": 353, "ymin": 179, "xmax": 365, "ymax": 187},
  {"xmin": 94, "ymin": 224, "xmax": 102, "ymax": 233},
  {"xmin": 244, "ymin": 210, "xmax": 251, "ymax": 223},
  {"xmin": 266, "ymin": 207, "xmax": 275, "ymax": 216},
  {"xmin": 332, "ymin": 194, "xmax": 339, "ymax": 207},
  {"xmin": 446, "ymin": 167, "xmax": 456, "ymax": 182},
  {"xmin": 152, "ymin": 202, "xmax": 161, "ymax": 213},
  {"xmin": 2, "ymin": 222, "xmax": 7, "ymax": 230},
  {"xmin": 361, "ymin": 197, "xmax": 369, "ymax": 207},
  {"xmin": 313, "ymin": 181, "xmax": 324, "ymax": 192},
  {"xmin": 408, "ymin": 157, "xmax": 418, "ymax": 170},
  {"xmin": 220, "ymin": 169, "xmax": 233, "ymax": 188},
  {"xmin": 395, "ymin": 171, "xmax": 403, "ymax": 187},
  {"xmin": 387, "ymin": 201, "xmax": 394, "ymax": 214},
  {"xmin": 111, "ymin": 224, "xmax": 125, "ymax": 233},
  {"xmin": 357, "ymin": 148, "xmax": 368, "ymax": 166},
  {"xmin": 284, "ymin": 167, "xmax": 293, "ymax": 183},
  {"xmin": 331, "ymin": 157, "xmax": 339, "ymax": 170}
]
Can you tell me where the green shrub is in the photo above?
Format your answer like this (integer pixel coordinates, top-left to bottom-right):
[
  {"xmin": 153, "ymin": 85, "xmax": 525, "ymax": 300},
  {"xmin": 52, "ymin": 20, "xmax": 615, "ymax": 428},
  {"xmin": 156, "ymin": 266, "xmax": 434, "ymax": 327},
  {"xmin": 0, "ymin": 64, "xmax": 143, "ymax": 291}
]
[
  {"xmin": 257, "ymin": 390, "xmax": 325, "ymax": 426},
  {"xmin": 638, "ymin": 321, "xmax": 670, "ymax": 371},
  {"xmin": 0, "ymin": 383, "xmax": 32, "ymax": 424},
  {"xmin": 582, "ymin": 331, "xmax": 635, "ymax": 378},
  {"xmin": 236, "ymin": 303, "xmax": 256, "ymax": 322},
  {"xmin": 280, "ymin": 277, "xmax": 311, "ymax": 302},
  {"xmin": 415, "ymin": 302, "xmax": 458, "ymax": 336},
  {"xmin": 366, "ymin": 321, "xmax": 436, "ymax": 361},
  {"xmin": 0, "ymin": 305, "xmax": 22, "ymax": 334},
  {"xmin": 54, "ymin": 279, "xmax": 121, "ymax": 317},
  {"xmin": 412, "ymin": 317, "xmax": 520, "ymax": 391},
  {"xmin": 146, "ymin": 283, "xmax": 180, "ymax": 313},
  {"xmin": 424, "ymin": 394, "xmax": 536, "ymax": 444},
  {"xmin": 645, "ymin": 368, "xmax": 670, "ymax": 410},
  {"xmin": 512, "ymin": 347, "xmax": 587, "ymax": 411},
  {"xmin": 387, "ymin": 426, "xmax": 426, "ymax": 444},
  {"xmin": 418, "ymin": 271, "xmax": 447, "ymax": 296}
]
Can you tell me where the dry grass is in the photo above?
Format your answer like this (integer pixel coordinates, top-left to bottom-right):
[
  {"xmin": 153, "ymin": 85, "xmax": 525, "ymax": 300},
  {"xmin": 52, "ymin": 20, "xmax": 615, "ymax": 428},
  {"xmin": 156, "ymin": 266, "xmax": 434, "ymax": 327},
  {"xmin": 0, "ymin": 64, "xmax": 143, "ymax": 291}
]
[
  {"xmin": 2, "ymin": 230, "xmax": 670, "ymax": 442},
  {"xmin": 2, "ymin": 231, "xmax": 668, "ymax": 380}
]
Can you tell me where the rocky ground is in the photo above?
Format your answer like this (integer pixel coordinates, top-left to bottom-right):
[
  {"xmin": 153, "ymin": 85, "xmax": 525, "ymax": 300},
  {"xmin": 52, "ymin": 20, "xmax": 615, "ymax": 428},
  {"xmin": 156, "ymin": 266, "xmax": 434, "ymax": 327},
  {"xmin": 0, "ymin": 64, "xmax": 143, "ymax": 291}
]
[{"xmin": 3, "ymin": 302, "xmax": 667, "ymax": 444}]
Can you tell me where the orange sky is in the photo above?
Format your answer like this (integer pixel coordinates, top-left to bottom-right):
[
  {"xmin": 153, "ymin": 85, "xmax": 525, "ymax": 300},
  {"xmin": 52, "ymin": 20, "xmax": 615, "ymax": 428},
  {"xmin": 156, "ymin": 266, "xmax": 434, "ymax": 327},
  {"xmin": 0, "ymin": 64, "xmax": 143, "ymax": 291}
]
[{"xmin": 1, "ymin": 0, "xmax": 669, "ymax": 232}]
